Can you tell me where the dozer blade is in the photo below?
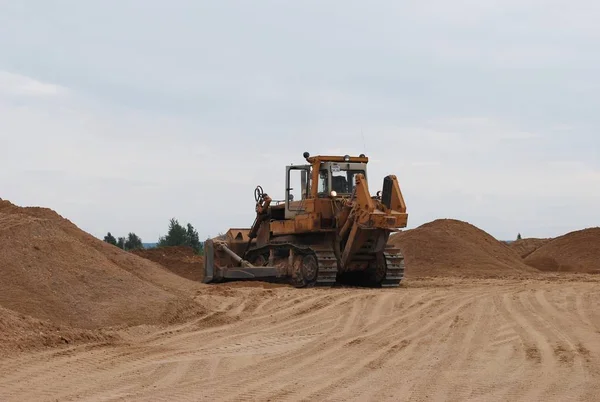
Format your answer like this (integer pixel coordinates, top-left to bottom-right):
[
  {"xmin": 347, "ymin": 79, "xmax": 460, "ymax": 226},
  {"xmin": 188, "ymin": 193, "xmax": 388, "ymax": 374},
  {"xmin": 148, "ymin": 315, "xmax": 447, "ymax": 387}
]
[
  {"xmin": 203, "ymin": 238, "xmax": 281, "ymax": 283},
  {"xmin": 203, "ymin": 239, "xmax": 215, "ymax": 283},
  {"xmin": 221, "ymin": 267, "xmax": 279, "ymax": 279}
]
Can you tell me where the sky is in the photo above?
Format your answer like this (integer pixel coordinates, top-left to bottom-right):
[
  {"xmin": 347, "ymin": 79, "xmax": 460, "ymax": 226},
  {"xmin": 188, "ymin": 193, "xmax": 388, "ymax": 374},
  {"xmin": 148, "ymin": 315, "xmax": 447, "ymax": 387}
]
[{"xmin": 1, "ymin": 0, "xmax": 599, "ymax": 242}]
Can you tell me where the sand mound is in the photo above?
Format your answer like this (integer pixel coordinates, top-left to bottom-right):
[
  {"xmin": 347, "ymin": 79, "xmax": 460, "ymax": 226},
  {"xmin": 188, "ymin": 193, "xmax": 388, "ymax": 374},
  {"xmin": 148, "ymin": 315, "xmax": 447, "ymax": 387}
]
[
  {"xmin": 131, "ymin": 246, "xmax": 204, "ymax": 282},
  {"xmin": 388, "ymin": 219, "xmax": 537, "ymax": 278},
  {"xmin": 509, "ymin": 238, "xmax": 551, "ymax": 258},
  {"xmin": 0, "ymin": 199, "xmax": 206, "ymax": 330},
  {"xmin": 524, "ymin": 228, "xmax": 600, "ymax": 273},
  {"xmin": 0, "ymin": 306, "xmax": 117, "ymax": 356}
]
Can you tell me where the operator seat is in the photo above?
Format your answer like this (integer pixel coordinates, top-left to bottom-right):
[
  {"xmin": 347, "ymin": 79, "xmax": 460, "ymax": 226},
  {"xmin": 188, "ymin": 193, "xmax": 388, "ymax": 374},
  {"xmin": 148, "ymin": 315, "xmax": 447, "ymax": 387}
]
[{"xmin": 332, "ymin": 176, "xmax": 348, "ymax": 193}]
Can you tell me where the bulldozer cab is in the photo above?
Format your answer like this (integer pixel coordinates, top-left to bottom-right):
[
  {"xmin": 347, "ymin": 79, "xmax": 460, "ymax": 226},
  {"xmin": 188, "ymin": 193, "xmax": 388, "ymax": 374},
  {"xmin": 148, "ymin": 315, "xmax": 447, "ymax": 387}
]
[{"xmin": 284, "ymin": 160, "xmax": 368, "ymax": 219}]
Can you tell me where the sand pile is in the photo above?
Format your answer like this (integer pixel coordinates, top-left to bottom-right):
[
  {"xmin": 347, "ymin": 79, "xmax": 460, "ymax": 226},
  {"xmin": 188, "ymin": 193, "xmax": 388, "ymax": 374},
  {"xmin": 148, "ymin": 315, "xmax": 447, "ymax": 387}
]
[
  {"xmin": 388, "ymin": 219, "xmax": 537, "ymax": 278},
  {"xmin": 131, "ymin": 246, "xmax": 204, "ymax": 282},
  {"xmin": 509, "ymin": 238, "xmax": 551, "ymax": 258},
  {"xmin": 0, "ymin": 199, "xmax": 205, "ymax": 332},
  {"xmin": 0, "ymin": 305, "xmax": 116, "ymax": 356},
  {"xmin": 524, "ymin": 228, "xmax": 600, "ymax": 273}
]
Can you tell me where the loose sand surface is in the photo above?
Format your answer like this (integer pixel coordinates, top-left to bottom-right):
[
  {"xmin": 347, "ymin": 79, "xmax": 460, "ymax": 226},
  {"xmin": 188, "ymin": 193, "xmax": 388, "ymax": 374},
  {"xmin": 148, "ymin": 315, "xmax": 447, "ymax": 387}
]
[
  {"xmin": 509, "ymin": 238, "xmax": 551, "ymax": 258},
  {"xmin": 524, "ymin": 228, "xmax": 600, "ymax": 274},
  {"xmin": 0, "ymin": 200, "xmax": 204, "ymax": 330},
  {"xmin": 389, "ymin": 219, "xmax": 539, "ymax": 278},
  {"xmin": 131, "ymin": 246, "xmax": 205, "ymax": 282},
  {"xmin": 1, "ymin": 276, "xmax": 599, "ymax": 402}
]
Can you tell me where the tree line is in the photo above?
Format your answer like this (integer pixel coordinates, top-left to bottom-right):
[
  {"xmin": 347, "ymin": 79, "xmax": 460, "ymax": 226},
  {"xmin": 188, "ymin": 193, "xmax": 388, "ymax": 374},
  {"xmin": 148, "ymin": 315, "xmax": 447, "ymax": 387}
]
[{"xmin": 103, "ymin": 218, "xmax": 204, "ymax": 254}]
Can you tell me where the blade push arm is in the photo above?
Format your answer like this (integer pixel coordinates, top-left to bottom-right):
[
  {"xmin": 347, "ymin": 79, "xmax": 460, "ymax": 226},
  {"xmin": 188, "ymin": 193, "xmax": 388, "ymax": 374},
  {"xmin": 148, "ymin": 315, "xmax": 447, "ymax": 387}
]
[{"xmin": 338, "ymin": 174, "xmax": 408, "ymax": 268}]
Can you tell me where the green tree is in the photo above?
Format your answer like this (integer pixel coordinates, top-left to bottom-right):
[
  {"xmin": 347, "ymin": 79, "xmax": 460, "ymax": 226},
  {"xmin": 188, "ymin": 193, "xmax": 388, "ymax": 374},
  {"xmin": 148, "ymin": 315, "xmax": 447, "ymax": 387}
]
[
  {"xmin": 124, "ymin": 232, "xmax": 144, "ymax": 250},
  {"xmin": 158, "ymin": 218, "xmax": 187, "ymax": 247},
  {"xmin": 186, "ymin": 223, "xmax": 201, "ymax": 253},
  {"xmin": 103, "ymin": 232, "xmax": 117, "ymax": 246},
  {"xmin": 517, "ymin": 233, "xmax": 522, "ymax": 240},
  {"xmin": 158, "ymin": 218, "xmax": 203, "ymax": 254},
  {"xmin": 117, "ymin": 236, "xmax": 126, "ymax": 249}
]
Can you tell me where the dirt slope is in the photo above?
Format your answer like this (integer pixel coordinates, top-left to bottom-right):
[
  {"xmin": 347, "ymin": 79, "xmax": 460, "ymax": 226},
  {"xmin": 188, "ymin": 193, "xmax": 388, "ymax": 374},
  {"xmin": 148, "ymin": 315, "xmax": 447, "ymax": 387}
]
[
  {"xmin": 0, "ymin": 200, "xmax": 205, "ymax": 331},
  {"xmin": 1, "ymin": 278, "xmax": 599, "ymax": 401},
  {"xmin": 0, "ymin": 306, "xmax": 116, "ymax": 356},
  {"xmin": 131, "ymin": 246, "xmax": 204, "ymax": 282},
  {"xmin": 510, "ymin": 238, "xmax": 552, "ymax": 258},
  {"xmin": 524, "ymin": 228, "xmax": 600, "ymax": 273},
  {"xmin": 388, "ymin": 219, "xmax": 537, "ymax": 278}
]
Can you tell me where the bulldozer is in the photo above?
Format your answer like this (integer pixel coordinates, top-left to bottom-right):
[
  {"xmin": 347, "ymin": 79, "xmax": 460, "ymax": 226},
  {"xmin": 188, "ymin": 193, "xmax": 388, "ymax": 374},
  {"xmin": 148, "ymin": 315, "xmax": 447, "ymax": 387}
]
[{"xmin": 203, "ymin": 152, "xmax": 408, "ymax": 287}]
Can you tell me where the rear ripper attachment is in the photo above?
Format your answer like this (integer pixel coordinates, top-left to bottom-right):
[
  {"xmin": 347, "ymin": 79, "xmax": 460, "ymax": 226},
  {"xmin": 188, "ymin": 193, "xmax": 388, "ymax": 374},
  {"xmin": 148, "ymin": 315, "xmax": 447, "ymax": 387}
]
[{"xmin": 203, "ymin": 152, "xmax": 409, "ymax": 288}]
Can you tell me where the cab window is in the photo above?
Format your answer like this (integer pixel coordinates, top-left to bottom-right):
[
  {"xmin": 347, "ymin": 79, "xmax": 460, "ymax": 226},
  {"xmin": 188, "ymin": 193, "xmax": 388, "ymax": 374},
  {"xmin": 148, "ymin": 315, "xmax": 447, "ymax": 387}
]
[
  {"xmin": 333, "ymin": 168, "xmax": 365, "ymax": 194},
  {"xmin": 318, "ymin": 170, "xmax": 328, "ymax": 194}
]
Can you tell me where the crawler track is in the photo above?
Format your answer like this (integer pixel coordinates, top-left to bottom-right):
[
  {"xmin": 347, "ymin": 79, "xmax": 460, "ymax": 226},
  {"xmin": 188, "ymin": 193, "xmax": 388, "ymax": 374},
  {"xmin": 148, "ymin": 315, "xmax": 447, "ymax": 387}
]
[
  {"xmin": 245, "ymin": 243, "xmax": 339, "ymax": 287},
  {"xmin": 245, "ymin": 243, "xmax": 404, "ymax": 287},
  {"xmin": 381, "ymin": 246, "xmax": 405, "ymax": 287},
  {"xmin": 312, "ymin": 248, "xmax": 338, "ymax": 286}
]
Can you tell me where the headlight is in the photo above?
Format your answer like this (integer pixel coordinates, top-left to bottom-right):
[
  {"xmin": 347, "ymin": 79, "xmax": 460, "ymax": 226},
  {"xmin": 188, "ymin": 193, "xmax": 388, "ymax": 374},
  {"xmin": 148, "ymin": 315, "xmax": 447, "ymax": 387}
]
[
  {"xmin": 330, "ymin": 190, "xmax": 337, "ymax": 197},
  {"xmin": 344, "ymin": 155, "xmax": 350, "ymax": 162}
]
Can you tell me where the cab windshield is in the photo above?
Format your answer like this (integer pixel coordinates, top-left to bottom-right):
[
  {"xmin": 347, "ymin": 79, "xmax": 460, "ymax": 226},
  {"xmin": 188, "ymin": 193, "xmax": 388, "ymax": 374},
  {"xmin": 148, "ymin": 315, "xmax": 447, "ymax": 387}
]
[{"xmin": 318, "ymin": 165, "xmax": 365, "ymax": 196}]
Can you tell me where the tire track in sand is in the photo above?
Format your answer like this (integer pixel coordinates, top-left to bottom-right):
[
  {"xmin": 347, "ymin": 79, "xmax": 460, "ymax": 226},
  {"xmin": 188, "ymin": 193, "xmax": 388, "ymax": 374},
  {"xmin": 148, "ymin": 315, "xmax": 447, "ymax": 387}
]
[
  {"xmin": 216, "ymin": 291, "xmax": 477, "ymax": 401},
  {"xmin": 2, "ymin": 280, "xmax": 600, "ymax": 402},
  {"xmin": 122, "ymin": 289, "xmax": 461, "ymax": 401}
]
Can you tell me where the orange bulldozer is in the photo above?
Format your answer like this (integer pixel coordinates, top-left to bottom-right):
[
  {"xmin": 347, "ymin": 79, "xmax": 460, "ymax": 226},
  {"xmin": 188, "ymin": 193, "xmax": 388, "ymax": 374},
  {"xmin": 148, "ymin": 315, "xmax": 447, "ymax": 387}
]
[{"xmin": 203, "ymin": 152, "xmax": 408, "ymax": 287}]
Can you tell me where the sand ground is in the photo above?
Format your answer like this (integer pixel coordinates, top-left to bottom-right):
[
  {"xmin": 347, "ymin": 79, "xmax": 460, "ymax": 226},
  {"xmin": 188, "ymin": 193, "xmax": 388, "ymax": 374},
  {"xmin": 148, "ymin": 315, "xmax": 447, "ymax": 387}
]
[{"xmin": 1, "ymin": 276, "xmax": 599, "ymax": 402}]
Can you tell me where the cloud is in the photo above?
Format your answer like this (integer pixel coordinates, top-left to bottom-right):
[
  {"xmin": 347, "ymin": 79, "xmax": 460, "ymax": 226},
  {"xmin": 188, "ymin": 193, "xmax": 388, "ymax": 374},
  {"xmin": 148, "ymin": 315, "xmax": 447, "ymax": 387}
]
[
  {"xmin": 0, "ymin": 71, "xmax": 67, "ymax": 97},
  {"xmin": 410, "ymin": 161, "xmax": 441, "ymax": 167}
]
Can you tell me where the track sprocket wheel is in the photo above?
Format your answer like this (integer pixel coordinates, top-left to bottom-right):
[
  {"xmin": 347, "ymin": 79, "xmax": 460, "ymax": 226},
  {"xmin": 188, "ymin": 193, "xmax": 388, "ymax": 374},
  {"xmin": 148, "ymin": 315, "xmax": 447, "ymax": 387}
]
[
  {"xmin": 251, "ymin": 252, "xmax": 269, "ymax": 267},
  {"xmin": 291, "ymin": 253, "xmax": 318, "ymax": 288}
]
